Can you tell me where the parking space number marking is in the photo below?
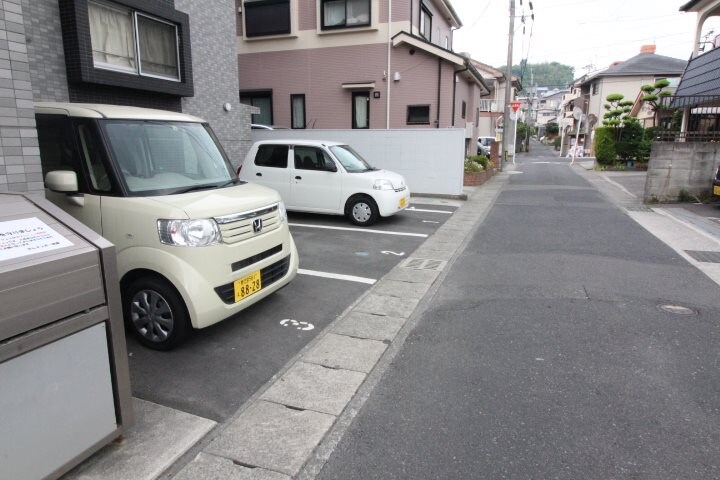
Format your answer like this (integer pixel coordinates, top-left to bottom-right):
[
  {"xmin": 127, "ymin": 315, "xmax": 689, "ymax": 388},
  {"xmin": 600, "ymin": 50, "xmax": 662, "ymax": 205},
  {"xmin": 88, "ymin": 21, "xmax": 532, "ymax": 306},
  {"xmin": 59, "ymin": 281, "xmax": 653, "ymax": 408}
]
[{"xmin": 280, "ymin": 319, "xmax": 315, "ymax": 331}]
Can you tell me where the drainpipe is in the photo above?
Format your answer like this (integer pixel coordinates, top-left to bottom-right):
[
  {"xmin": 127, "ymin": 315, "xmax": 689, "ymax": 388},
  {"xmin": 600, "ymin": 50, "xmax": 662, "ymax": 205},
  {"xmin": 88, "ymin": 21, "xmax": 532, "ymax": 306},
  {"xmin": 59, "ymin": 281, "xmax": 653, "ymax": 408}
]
[
  {"xmin": 386, "ymin": 0, "xmax": 392, "ymax": 129},
  {"xmin": 452, "ymin": 64, "xmax": 470, "ymax": 127},
  {"xmin": 436, "ymin": 58, "xmax": 442, "ymax": 128}
]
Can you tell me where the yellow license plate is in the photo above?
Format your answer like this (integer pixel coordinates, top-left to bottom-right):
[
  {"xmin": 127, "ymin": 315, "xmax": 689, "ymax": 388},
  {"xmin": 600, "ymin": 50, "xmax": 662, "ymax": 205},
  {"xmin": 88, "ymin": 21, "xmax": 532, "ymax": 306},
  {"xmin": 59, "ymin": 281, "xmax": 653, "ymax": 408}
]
[
  {"xmin": 714, "ymin": 185, "xmax": 720, "ymax": 196},
  {"xmin": 234, "ymin": 270, "xmax": 262, "ymax": 302},
  {"xmin": 399, "ymin": 197, "xmax": 408, "ymax": 209}
]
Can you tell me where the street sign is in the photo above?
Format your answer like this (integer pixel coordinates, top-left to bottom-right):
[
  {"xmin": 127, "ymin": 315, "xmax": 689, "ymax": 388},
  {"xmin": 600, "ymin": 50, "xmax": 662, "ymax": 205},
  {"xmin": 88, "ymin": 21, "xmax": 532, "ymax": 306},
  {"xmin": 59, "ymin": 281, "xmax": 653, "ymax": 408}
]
[{"xmin": 510, "ymin": 101, "xmax": 521, "ymax": 112}]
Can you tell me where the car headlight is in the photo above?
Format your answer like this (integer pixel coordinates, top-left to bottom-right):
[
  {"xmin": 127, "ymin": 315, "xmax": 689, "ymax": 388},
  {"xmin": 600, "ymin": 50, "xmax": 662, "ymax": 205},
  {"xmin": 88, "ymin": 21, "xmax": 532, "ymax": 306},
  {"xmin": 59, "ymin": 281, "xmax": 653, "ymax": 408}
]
[
  {"xmin": 157, "ymin": 219, "xmax": 221, "ymax": 247},
  {"xmin": 373, "ymin": 179, "xmax": 394, "ymax": 190},
  {"xmin": 278, "ymin": 200, "xmax": 288, "ymax": 224}
]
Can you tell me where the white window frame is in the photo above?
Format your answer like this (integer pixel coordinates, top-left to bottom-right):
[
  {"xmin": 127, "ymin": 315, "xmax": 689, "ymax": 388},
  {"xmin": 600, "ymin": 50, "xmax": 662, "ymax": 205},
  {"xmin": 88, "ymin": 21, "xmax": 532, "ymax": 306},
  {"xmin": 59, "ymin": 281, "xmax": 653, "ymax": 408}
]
[{"xmin": 89, "ymin": 0, "xmax": 181, "ymax": 82}]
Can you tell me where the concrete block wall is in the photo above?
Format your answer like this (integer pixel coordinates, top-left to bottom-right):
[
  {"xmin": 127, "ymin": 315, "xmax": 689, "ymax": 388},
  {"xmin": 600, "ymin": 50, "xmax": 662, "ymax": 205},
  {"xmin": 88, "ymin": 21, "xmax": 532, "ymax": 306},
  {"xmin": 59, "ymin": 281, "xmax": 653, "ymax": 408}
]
[
  {"xmin": 175, "ymin": 0, "xmax": 254, "ymax": 168},
  {"xmin": 0, "ymin": 0, "xmax": 42, "ymax": 193},
  {"xmin": 644, "ymin": 142, "xmax": 720, "ymax": 202}
]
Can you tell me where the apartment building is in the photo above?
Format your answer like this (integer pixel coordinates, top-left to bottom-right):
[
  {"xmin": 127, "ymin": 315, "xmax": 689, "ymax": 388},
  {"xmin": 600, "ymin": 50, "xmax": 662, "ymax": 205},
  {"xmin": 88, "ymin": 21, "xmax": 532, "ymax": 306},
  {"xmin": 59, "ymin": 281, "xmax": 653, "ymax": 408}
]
[
  {"xmin": 236, "ymin": 0, "xmax": 489, "ymax": 152},
  {"xmin": 0, "ymin": 0, "xmax": 252, "ymax": 193}
]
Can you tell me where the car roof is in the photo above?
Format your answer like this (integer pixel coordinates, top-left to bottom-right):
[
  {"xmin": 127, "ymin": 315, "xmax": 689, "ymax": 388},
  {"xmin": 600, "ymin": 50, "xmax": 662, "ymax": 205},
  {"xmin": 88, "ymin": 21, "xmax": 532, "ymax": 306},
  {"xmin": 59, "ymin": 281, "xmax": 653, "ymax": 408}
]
[
  {"xmin": 253, "ymin": 139, "xmax": 345, "ymax": 147},
  {"xmin": 34, "ymin": 102, "xmax": 206, "ymax": 122}
]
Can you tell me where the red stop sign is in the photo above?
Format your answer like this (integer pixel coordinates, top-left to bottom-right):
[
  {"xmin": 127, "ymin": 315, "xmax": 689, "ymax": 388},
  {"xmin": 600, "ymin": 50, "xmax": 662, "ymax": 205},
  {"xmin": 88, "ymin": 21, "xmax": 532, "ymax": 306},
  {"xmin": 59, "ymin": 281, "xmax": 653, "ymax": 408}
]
[{"xmin": 510, "ymin": 101, "xmax": 521, "ymax": 112}]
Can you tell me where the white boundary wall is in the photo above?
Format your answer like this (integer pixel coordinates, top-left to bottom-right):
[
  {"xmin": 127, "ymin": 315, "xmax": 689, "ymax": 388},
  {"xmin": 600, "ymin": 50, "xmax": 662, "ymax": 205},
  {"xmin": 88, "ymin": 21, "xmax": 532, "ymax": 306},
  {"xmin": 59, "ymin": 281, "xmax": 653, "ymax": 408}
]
[{"xmin": 250, "ymin": 129, "xmax": 466, "ymax": 196}]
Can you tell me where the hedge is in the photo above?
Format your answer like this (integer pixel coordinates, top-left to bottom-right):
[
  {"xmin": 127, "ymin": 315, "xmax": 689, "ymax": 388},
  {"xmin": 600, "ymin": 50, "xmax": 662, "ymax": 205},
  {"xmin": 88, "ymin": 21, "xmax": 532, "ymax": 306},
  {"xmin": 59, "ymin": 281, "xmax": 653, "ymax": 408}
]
[{"xmin": 594, "ymin": 127, "xmax": 617, "ymax": 165}]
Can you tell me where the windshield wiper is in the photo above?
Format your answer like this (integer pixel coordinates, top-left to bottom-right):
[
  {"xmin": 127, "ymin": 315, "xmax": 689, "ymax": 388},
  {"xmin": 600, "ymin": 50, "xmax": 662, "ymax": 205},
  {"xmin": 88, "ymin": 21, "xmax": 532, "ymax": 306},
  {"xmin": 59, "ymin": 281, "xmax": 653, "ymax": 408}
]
[{"xmin": 175, "ymin": 183, "xmax": 222, "ymax": 194}]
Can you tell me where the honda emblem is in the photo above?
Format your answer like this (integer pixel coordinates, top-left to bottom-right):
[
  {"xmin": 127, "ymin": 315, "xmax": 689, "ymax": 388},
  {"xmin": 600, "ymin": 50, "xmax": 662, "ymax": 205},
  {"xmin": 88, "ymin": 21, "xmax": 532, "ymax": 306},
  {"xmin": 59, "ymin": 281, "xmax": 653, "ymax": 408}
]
[{"xmin": 252, "ymin": 218, "xmax": 263, "ymax": 233}]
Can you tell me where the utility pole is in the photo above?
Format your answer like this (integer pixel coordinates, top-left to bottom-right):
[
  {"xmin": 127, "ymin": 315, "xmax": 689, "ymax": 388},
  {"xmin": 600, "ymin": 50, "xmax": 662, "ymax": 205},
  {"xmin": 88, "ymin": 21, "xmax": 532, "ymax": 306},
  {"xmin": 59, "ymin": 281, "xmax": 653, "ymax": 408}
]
[{"xmin": 500, "ymin": 0, "xmax": 515, "ymax": 172}]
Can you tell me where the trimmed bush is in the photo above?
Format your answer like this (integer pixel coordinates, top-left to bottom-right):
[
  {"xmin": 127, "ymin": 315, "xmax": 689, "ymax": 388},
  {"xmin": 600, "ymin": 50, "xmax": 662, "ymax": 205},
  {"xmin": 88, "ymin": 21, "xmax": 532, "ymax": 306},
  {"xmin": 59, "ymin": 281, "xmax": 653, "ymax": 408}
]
[
  {"xmin": 467, "ymin": 155, "xmax": 489, "ymax": 170},
  {"xmin": 594, "ymin": 127, "xmax": 617, "ymax": 165},
  {"xmin": 464, "ymin": 159, "xmax": 483, "ymax": 173}
]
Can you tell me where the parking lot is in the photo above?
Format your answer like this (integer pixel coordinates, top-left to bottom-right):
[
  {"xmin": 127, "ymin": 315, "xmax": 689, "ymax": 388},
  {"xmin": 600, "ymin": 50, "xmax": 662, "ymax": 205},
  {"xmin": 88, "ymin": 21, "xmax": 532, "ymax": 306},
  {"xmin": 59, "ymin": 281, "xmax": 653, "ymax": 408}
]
[{"xmin": 125, "ymin": 200, "xmax": 460, "ymax": 422}]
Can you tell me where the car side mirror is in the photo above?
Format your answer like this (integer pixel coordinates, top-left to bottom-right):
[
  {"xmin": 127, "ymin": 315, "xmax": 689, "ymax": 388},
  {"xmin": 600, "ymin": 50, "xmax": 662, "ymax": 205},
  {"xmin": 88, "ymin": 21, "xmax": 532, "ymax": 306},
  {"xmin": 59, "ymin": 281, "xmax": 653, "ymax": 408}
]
[{"xmin": 45, "ymin": 170, "xmax": 79, "ymax": 193}]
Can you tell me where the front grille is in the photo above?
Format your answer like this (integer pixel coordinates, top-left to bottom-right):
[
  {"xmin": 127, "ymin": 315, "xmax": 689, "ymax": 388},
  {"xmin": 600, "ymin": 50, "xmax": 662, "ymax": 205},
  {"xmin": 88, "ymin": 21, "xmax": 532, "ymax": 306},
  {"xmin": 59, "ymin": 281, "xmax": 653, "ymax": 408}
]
[
  {"xmin": 214, "ymin": 255, "xmax": 291, "ymax": 304},
  {"xmin": 231, "ymin": 244, "xmax": 282, "ymax": 272},
  {"xmin": 214, "ymin": 204, "xmax": 281, "ymax": 244}
]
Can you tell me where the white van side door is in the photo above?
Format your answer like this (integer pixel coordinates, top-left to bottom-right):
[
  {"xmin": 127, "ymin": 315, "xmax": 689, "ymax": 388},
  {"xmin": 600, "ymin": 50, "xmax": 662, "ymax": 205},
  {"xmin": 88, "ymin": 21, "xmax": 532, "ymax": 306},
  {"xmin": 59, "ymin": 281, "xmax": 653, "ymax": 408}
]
[
  {"xmin": 246, "ymin": 144, "xmax": 291, "ymax": 203},
  {"xmin": 289, "ymin": 145, "xmax": 343, "ymax": 212}
]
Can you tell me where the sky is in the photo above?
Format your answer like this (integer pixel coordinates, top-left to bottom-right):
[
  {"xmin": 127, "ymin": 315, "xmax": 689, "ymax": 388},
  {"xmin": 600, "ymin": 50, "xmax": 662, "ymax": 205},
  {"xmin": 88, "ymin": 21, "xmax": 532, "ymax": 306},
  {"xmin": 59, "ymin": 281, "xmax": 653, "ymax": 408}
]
[{"xmin": 451, "ymin": 0, "xmax": 720, "ymax": 81}]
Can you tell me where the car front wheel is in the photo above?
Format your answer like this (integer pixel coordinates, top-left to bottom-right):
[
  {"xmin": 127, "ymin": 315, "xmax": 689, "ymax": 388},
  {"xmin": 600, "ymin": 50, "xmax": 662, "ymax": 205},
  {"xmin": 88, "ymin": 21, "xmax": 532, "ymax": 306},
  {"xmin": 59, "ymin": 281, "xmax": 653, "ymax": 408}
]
[
  {"xmin": 122, "ymin": 276, "xmax": 191, "ymax": 350},
  {"xmin": 346, "ymin": 195, "xmax": 379, "ymax": 226}
]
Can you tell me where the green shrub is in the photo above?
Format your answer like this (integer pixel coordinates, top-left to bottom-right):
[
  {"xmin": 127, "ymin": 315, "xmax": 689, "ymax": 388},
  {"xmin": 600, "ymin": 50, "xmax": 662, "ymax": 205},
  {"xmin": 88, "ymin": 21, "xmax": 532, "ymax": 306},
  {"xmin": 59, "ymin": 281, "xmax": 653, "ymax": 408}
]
[
  {"xmin": 467, "ymin": 155, "xmax": 489, "ymax": 170},
  {"xmin": 617, "ymin": 121, "xmax": 644, "ymax": 161},
  {"xmin": 464, "ymin": 159, "xmax": 483, "ymax": 173},
  {"xmin": 552, "ymin": 137, "xmax": 561, "ymax": 149},
  {"xmin": 594, "ymin": 127, "xmax": 617, "ymax": 165}
]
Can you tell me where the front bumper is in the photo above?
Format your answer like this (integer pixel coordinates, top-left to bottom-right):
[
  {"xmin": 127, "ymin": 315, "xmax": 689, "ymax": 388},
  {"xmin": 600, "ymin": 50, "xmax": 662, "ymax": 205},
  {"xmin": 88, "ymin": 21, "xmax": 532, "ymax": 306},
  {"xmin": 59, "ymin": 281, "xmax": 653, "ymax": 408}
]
[{"xmin": 374, "ymin": 187, "xmax": 411, "ymax": 217}]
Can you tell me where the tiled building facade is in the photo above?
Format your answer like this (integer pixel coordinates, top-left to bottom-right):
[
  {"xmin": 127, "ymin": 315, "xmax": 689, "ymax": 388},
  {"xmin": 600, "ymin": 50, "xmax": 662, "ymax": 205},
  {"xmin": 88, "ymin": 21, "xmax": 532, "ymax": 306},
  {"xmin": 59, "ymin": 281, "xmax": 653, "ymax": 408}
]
[{"xmin": 0, "ymin": 0, "xmax": 253, "ymax": 194}]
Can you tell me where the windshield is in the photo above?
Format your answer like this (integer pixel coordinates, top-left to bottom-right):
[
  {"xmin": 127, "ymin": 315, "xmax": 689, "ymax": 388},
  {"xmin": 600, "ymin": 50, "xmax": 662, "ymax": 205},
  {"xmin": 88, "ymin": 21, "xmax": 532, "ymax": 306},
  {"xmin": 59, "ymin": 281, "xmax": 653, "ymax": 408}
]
[
  {"xmin": 329, "ymin": 145, "xmax": 376, "ymax": 173},
  {"xmin": 101, "ymin": 120, "xmax": 235, "ymax": 195}
]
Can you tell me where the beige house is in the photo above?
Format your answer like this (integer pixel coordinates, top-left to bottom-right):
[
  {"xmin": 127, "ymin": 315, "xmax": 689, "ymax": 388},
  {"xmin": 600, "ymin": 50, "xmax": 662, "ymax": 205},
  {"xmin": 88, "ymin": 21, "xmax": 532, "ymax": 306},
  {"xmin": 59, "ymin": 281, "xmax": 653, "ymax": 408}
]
[
  {"xmin": 470, "ymin": 60, "xmax": 521, "ymax": 140},
  {"xmin": 236, "ymin": 0, "xmax": 490, "ymax": 155}
]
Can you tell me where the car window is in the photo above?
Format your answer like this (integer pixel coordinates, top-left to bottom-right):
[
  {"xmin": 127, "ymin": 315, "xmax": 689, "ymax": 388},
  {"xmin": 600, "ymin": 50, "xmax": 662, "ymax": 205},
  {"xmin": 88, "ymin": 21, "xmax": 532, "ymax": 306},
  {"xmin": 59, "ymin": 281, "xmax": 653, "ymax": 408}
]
[
  {"xmin": 255, "ymin": 144, "xmax": 288, "ymax": 168},
  {"xmin": 78, "ymin": 124, "xmax": 111, "ymax": 192},
  {"xmin": 293, "ymin": 146, "xmax": 335, "ymax": 171},
  {"xmin": 329, "ymin": 145, "xmax": 375, "ymax": 173}
]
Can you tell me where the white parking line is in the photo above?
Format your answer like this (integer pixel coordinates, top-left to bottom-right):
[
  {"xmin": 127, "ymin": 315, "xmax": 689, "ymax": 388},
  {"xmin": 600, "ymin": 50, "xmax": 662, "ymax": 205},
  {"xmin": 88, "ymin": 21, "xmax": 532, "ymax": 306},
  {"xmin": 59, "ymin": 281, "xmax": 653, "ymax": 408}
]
[
  {"xmin": 289, "ymin": 223, "xmax": 429, "ymax": 238},
  {"xmin": 405, "ymin": 207, "xmax": 454, "ymax": 214},
  {"xmin": 298, "ymin": 268, "xmax": 377, "ymax": 285}
]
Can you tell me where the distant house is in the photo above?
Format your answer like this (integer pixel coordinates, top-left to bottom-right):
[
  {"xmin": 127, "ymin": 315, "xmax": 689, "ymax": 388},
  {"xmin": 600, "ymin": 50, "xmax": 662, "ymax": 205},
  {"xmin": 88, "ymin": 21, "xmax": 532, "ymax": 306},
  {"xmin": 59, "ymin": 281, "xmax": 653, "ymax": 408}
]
[
  {"xmin": 236, "ymin": 0, "xmax": 490, "ymax": 155},
  {"xmin": 534, "ymin": 89, "xmax": 568, "ymax": 138},
  {"xmin": 561, "ymin": 45, "xmax": 687, "ymax": 152},
  {"xmin": 470, "ymin": 60, "xmax": 521, "ymax": 140}
]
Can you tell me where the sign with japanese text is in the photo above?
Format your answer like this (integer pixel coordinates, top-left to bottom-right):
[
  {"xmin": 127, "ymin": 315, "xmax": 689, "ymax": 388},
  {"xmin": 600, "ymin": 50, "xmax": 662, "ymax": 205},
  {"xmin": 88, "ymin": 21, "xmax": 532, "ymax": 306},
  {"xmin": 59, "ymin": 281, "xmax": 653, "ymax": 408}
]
[
  {"xmin": 510, "ymin": 101, "xmax": 521, "ymax": 112},
  {"xmin": 0, "ymin": 217, "xmax": 73, "ymax": 262}
]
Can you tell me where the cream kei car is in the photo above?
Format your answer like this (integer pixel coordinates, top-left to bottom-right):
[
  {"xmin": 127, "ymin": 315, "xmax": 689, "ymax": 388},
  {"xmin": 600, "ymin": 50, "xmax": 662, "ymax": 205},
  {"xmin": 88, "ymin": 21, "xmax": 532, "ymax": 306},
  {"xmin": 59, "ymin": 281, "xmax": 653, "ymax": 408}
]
[
  {"xmin": 239, "ymin": 140, "xmax": 410, "ymax": 226},
  {"xmin": 36, "ymin": 103, "xmax": 298, "ymax": 349}
]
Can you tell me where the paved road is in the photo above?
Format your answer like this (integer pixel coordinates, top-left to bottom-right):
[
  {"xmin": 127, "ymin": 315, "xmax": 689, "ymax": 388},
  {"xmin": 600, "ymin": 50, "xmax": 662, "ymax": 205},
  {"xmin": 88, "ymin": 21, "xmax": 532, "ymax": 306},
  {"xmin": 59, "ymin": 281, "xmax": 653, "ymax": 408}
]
[{"xmin": 318, "ymin": 145, "xmax": 720, "ymax": 479}]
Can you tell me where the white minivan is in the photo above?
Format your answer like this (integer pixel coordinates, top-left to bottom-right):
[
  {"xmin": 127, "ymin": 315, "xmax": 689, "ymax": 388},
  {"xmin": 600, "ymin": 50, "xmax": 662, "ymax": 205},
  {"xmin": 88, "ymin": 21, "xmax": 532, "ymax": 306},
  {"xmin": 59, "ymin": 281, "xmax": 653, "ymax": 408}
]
[
  {"xmin": 239, "ymin": 140, "xmax": 410, "ymax": 226},
  {"xmin": 36, "ymin": 103, "xmax": 298, "ymax": 350}
]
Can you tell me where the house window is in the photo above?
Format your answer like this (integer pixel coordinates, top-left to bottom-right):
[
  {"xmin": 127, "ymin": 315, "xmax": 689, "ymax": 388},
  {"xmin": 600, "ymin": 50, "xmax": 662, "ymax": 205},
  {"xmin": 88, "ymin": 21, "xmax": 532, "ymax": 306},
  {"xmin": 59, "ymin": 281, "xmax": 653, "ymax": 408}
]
[
  {"xmin": 291, "ymin": 94, "xmax": 306, "ymax": 129},
  {"xmin": 88, "ymin": 1, "xmax": 180, "ymax": 81},
  {"xmin": 352, "ymin": 92, "xmax": 370, "ymax": 129},
  {"xmin": 321, "ymin": 0, "xmax": 370, "ymax": 29},
  {"xmin": 244, "ymin": 0, "xmax": 291, "ymax": 37},
  {"xmin": 407, "ymin": 105, "xmax": 430, "ymax": 125},
  {"xmin": 241, "ymin": 90, "xmax": 273, "ymax": 125},
  {"xmin": 591, "ymin": 82, "xmax": 598, "ymax": 95},
  {"xmin": 420, "ymin": 3, "xmax": 432, "ymax": 41},
  {"xmin": 461, "ymin": 101, "xmax": 467, "ymax": 119}
]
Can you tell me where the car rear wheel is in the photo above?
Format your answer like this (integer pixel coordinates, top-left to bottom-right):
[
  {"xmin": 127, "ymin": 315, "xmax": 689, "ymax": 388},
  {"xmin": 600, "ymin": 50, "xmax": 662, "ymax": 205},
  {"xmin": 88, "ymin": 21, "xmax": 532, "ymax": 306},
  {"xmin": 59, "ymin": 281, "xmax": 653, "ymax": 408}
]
[
  {"xmin": 346, "ymin": 195, "xmax": 379, "ymax": 226},
  {"xmin": 123, "ymin": 276, "xmax": 190, "ymax": 350}
]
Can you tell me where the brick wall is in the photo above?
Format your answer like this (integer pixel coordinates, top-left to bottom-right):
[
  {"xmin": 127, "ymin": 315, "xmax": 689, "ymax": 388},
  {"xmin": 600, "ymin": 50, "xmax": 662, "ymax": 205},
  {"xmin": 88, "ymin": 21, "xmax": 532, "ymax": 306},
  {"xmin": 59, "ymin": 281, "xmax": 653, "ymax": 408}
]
[
  {"xmin": 176, "ymin": 0, "xmax": 254, "ymax": 167},
  {"xmin": 0, "ymin": 0, "xmax": 42, "ymax": 193}
]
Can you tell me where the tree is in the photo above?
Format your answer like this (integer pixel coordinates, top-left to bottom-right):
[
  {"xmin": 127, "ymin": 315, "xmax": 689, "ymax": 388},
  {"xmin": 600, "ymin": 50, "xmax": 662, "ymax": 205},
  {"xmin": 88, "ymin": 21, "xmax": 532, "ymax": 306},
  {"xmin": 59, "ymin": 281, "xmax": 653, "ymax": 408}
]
[
  {"xmin": 545, "ymin": 122, "xmax": 559, "ymax": 137},
  {"xmin": 640, "ymin": 79, "xmax": 672, "ymax": 127},
  {"xmin": 602, "ymin": 93, "xmax": 635, "ymax": 139},
  {"xmin": 499, "ymin": 61, "xmax": 575, "ymax": 90}
]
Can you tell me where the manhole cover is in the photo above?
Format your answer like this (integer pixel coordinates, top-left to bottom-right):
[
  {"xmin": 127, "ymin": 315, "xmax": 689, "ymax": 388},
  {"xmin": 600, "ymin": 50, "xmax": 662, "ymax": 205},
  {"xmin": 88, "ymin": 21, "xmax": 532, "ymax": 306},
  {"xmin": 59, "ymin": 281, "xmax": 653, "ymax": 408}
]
[
  {"xmin": 658, "ymin": 304, "xmax": 696, "ymax": 315},
  {"xmin": 626, "ymin": 206, "xmax": 654, "ymax": 213}
]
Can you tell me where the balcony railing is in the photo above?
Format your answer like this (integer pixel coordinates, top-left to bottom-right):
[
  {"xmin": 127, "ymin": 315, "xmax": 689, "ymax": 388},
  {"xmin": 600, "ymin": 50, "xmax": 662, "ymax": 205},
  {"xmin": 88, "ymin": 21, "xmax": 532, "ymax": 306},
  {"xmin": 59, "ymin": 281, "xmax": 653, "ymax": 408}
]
[{"xmin": 654, "ymin": 130, "xmax": 720, "ymax": 142}]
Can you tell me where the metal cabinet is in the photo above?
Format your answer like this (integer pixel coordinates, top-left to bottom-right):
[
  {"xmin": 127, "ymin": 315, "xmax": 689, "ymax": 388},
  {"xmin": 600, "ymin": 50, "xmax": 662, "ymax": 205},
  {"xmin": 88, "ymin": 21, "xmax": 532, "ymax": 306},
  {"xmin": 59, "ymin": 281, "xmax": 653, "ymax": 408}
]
[{"xmin": 0, "ymin": 193, "xmax": 133, "ymax": 480}]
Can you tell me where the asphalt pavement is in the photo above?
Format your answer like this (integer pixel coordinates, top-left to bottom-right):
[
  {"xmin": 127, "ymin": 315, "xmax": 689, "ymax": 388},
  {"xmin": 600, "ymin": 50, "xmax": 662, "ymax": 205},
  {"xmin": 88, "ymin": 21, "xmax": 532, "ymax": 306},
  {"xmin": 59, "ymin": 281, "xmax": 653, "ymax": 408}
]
[{"xmin": 316, "ymin": 144, "xmax": 720, "ymax": 479}]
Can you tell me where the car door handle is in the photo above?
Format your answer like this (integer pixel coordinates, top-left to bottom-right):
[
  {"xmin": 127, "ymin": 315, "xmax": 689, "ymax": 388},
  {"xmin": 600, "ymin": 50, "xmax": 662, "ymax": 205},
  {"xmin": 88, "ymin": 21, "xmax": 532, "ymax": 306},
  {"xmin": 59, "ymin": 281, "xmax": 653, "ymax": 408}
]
[
  {"xmin": 295, "ymin": 176, "xmax": 302, "ymax": 180},
  {"xmin": 256, "ymin": 172, "xmax": 262, "ymax": 177}
]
